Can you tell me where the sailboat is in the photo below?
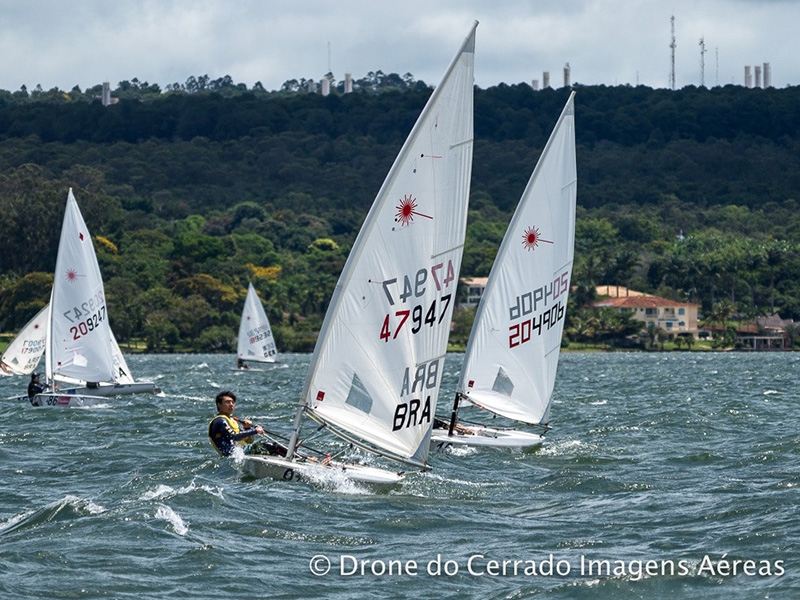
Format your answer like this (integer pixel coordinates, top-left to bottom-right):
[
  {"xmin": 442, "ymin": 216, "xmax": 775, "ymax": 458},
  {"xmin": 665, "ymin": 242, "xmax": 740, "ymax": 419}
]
[
  {"xmin": 3, "ymin": 302, "xmax": 157, "ymax": 393},
  {"xmin": 25, "ymin": 189, "xmax": 159, "ymax": 407},
  {"xmin": 0, "ymin": 305, "xmax": 48, "ymax": 376},
  {"xmin": 431, "ymin": 92, "xmax": 577, "ymax": 451},
  {"xmin": 237, "ymin": 21, "xmax": 477, "ymax": 485},
  {"xmin": 235, "ymin": 283, "xmax": 278, "ymax": 369}
]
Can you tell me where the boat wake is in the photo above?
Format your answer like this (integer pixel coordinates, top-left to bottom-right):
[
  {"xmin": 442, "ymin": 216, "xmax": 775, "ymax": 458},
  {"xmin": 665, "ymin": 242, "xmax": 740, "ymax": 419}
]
[{"xmin": 301, "ymin": 468, "xmax": 372, "ymax": 496}]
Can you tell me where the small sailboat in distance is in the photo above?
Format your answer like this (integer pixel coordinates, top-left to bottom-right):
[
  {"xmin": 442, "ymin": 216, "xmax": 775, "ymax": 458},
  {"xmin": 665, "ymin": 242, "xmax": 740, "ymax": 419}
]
[
  {"xmin": 4, "ymin": 301, "xmax": 157, "ymax": 398},
  {"xmin": 431, "ymin": 91, "xmax": 577, "ymax": 451},
  {"xmin": 237, "ymin": 21, "xmax": 477, "ymax": 485},
  {"xmin": 236, "ymin": 283, "xmax": 278, "ymax": 370},
  {"xmin": 24, "ymin": 189, "xmax": 159, "ymax": 407}
]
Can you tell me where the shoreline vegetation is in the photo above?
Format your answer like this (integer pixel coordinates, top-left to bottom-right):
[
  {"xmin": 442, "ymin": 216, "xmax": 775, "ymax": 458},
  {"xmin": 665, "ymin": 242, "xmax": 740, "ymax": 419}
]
[
  {"xmin": 2, "ymin": 84, "xmax": 800, "ymax": 355},
  {"xmin": 2, "ymin": 333, "xmax": 792, "ymax": 356}
]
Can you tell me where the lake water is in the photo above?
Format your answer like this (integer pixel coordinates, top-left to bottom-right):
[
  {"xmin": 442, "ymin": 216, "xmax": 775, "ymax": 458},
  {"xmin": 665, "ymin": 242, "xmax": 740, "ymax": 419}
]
[{"xmin": 0, "ymin": 351, "xmax": 797, "ymax": 599}]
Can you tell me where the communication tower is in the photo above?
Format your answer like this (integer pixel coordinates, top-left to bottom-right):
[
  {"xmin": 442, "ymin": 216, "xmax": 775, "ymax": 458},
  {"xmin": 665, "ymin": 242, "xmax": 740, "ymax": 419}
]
[
  {"xmin": 699, "ymin": 37, "xmax": 707, "ymax": 87},
  {"xmin": 669, "ymin": 16, "xmax": 676, "ymax": 90}
]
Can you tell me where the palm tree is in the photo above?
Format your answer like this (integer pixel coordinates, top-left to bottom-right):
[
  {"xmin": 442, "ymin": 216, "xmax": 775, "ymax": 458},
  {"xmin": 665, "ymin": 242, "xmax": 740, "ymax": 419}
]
[
  {"xmin": 609, "ymin": 247, "xmax": 642, "ymax": 296},
  {"xmin": 566, "ymin": 309, "xmax": 599, "ymax": 347},
  {"xmin": 644, "ymin": 322, "xmax": 664, "ymax": 350},
  {"xmin": 764, "ymin": 240, "xmax": 790, "ymax": 314},
  {"xmin": 684, "ymin": 334, "xmax": 695, "ymax": 350},
  {"xmin": 784, "ymin": 323, "xmax": 800, "ymax": 349},
  {"xmin": 705, "ymin": 299, "xmax": 737, "ymax": 337}
]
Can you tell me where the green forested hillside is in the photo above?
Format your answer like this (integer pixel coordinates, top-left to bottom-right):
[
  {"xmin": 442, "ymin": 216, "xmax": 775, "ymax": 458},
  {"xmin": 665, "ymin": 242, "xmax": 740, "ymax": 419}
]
[{"xmin": 1, "ymin": 79, "xmax": 798, "ymax": 351}]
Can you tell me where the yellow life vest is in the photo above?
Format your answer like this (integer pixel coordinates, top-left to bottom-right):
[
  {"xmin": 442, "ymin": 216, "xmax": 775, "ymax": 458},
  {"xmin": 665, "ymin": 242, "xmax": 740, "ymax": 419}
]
[{"xmin": 208, "ymin": 413, "xmax": 253, "ymax": 455}]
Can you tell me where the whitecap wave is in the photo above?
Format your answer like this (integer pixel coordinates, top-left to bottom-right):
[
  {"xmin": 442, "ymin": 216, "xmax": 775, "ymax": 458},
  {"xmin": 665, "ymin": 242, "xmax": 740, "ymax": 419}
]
[{"xmin": 154, "ymin": 504, "xmax": 189, "ymax": 535}]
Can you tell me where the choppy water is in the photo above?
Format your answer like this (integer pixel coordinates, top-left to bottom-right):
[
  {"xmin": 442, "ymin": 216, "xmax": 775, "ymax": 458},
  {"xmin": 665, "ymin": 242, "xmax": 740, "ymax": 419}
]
[{"xmin": 0, "ymin": 351, "xmax": 797, "ymax": 599}]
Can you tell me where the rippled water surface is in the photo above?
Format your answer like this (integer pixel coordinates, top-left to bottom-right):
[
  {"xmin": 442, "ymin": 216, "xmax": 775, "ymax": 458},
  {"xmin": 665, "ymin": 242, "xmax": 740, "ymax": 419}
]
[{"xmin": 1, "ymin": 351, "xmax": 797, "ymax": 599}]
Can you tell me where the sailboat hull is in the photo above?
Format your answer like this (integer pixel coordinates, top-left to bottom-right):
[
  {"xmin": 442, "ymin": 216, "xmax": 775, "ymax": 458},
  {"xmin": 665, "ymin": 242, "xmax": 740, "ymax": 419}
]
[
  {"xmin": 237, "ymin": 455, "xmax": 404, "ymax": 487},
  {"xmin": 430, "ymin": 426, "xmax": 545, "ymax": 451},
  {"xmin": 57, "ymin": 382, "xmax": 161, "ymax": 397},
  {"xmin": 24, "ymin": 393, "xmax": 111, "ymax": 408}
]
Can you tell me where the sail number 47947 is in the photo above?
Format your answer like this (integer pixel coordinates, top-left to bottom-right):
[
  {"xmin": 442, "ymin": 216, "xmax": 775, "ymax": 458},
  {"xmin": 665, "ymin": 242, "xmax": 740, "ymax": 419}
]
[{"xmin": 379, "ymin": 262, "xmax": 456, "ymax": 342}]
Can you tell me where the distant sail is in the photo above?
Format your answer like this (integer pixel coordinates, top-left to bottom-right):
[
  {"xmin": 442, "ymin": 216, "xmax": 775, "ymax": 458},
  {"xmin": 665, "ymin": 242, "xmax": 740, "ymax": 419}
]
[
  {"xmin": 0, "ymin": 304, "xmax": 48, "ymax": 376},
  {"xmin": 237, "ymin": 283, "xmax": 278, "ymax": 364}
]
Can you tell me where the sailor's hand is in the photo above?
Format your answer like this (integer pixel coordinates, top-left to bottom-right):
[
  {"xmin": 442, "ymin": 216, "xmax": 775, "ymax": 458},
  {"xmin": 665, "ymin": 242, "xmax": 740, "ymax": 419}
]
[
  {"xmin": 254, "ymin": 425, "xmax": 264, "ymax": 435},
  {"xmin": 242, "ymin": 418, "xmax": 253, "ymax": 428}
]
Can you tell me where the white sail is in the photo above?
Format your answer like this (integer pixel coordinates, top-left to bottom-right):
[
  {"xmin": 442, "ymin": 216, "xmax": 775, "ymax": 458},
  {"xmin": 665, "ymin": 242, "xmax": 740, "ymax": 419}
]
[
  {"xmin": 2, "ymin": 300, "xmax": 135, "ymax": 386},
  {"xmin": 295, "ymin": 22, "xmax": 477, "ymax": 468},
  {"xmin": 0, "ymin": 304, "xmax": 48, "ymax": 376},
  {"xmin": 237, "ymin": 283, "xmax": 277, "ymax": 364},
  {"xmin": 457, "ymin": 92, "xmax": 577, "ymax": 426},
  {"xmin": 109, "ymin": 334, "xmax": 135, "ymax": 384},
  {"xmin": 46, "ymin": 189, "xmax": 116, "ymax": 386}
]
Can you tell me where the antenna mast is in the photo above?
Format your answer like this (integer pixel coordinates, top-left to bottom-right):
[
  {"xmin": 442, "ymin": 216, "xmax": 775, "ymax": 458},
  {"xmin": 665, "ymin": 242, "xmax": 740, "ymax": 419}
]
[
  {"xmin": 669, "ymin": 16, "xmax": 676, "ymax": 90},
  {"xmin": 699, "ymin": 36, "xmax": 707, "ymax": 87}
]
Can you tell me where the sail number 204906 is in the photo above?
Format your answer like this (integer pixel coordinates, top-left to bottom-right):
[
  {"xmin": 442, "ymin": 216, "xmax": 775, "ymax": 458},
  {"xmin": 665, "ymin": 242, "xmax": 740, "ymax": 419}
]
[{"xmin": 507, "ymin": 270, "xmax": 570, "ymax": 348}]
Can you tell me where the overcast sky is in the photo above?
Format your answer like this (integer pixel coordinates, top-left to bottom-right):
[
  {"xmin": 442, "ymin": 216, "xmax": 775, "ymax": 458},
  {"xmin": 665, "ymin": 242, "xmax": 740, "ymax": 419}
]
[{"xmin": 2, "ymin": 0, "xmax": 797, "ymax": 93}]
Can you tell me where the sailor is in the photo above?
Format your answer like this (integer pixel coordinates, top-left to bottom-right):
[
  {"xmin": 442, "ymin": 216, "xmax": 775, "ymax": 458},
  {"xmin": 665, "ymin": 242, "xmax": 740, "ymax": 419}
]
[
  {"xmin": 432, "ymin": 416, "xmax": 475, "ymax": 435},
  {"xmin": 27, "ymin": 373, "xmax": 45, "ymax": 399},
  {"xmin": 236, "ymin": 358, "xmax": 249, "ymax": 370},
  {"xmin": 208, "ymin": 390, "xmax": 265, "ymax": 456}
]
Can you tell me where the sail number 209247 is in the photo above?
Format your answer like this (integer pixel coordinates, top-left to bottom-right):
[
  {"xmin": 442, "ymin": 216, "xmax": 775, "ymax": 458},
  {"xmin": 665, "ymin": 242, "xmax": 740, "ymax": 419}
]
[
  {"xmin": 64, "ymin": 300, "xmax": 107, "ymax": 341},
  {"xmin": 379, "ymin": 261, "xmax": 456, "ymax": 342}
]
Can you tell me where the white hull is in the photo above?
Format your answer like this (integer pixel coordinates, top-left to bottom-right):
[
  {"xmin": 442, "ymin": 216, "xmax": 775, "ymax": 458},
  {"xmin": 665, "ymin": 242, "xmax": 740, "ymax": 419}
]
[
  {"xmin": 430, "ymin": 425, "xmax": 545, "ymax": 451},
  {"xmin": 232, "ymin": 360, "xmax": 279, "ymax": 372},
  {"xmin": 57, "ymin": 381, "xmax": 161, "ymax": 397},
  {"xmin": 237, "ymin": 455, "xmax": 404, "ymax": 487},
  {"xmin": 23, "ymin": 392, "xmax": 110, "ymax": 407}
]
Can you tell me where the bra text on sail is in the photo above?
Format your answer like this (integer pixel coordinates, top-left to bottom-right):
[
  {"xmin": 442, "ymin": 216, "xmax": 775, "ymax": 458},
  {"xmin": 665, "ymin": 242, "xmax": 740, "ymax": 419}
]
[{"xmin": 392, "ymin": 359, "xmax": 440, "ymax": 431}]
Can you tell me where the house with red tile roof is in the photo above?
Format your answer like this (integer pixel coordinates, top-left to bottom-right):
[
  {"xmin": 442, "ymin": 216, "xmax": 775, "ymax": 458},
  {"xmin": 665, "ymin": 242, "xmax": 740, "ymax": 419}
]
[{"xmin": 593, "ymin": 289, "xmax": 699, "ymax": 338}]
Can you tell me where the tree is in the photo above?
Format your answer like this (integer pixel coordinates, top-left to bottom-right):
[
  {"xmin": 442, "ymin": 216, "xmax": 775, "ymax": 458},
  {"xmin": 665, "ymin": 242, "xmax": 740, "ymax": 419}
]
[
  {"xmin": 0, "ymin": 271, "xmax": 53, "ymax": 331},
  {"xmin": 105, "ymin": 277, "xmax": 144, "ymax": 344},
  {"xmin": 644, "ymin": 321, "xmax": 664, "ymax": 350}
]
